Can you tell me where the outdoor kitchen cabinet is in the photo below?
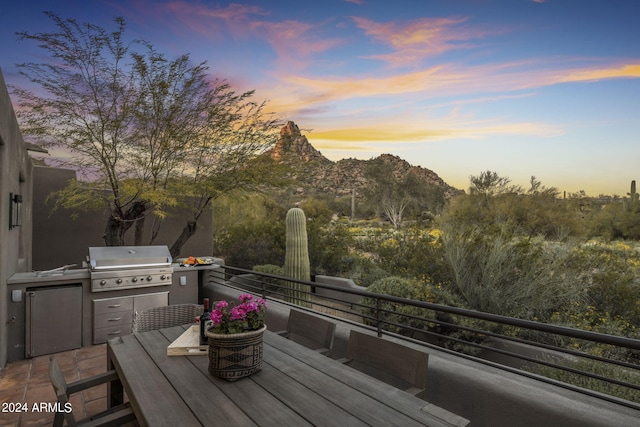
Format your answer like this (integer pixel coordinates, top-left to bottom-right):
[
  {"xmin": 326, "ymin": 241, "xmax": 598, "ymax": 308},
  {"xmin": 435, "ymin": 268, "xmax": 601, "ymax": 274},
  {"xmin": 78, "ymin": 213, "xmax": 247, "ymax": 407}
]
[{"xmin": 92, "ymin": 291, "xmax": 168, "ymax": 344}]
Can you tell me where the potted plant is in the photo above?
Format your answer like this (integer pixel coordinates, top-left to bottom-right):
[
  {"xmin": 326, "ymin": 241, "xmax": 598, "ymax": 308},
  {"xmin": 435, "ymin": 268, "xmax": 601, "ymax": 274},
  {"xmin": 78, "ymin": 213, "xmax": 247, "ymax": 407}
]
[{"xmin": 205, "ymin": 293, "xmax": 268, "ymax": 381}]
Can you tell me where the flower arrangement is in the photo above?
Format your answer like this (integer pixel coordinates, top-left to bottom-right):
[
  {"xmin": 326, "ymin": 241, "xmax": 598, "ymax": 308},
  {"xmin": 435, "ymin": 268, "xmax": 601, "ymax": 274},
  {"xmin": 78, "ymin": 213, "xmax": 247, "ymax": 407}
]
[{"xmin": 209, "ymin": 294, "xmax": 267, "ymax": 334}]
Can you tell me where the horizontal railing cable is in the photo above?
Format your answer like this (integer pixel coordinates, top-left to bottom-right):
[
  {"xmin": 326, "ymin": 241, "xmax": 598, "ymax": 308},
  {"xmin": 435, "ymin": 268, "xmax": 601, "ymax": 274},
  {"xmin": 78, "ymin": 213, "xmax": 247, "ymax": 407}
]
[{"xmin": 208, "ymin": 265, "xmax": 640, "ymax": 409}]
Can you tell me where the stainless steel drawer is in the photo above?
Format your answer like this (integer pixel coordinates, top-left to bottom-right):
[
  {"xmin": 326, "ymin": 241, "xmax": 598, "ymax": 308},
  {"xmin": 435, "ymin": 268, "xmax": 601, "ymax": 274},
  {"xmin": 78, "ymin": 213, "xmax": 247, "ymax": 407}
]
[
  {"xmin": 94, "ymin": 325, "xmax": 130, "ymax": 343},
  {"xmin": 94, "ymin": 311, "xmax": 133, "ymax": 329},
  {"xmin": 93, "ymin": 297, "xmax": 134, "ymax": 314}
]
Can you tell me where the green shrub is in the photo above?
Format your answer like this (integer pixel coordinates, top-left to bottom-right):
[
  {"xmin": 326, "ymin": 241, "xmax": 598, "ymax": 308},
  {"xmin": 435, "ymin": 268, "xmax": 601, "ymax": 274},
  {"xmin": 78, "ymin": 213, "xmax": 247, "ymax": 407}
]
[
  {"xmin": 361, "ymin": 276, "xmax": 437, "ymax": 338},
  {"xmin": 252, "ymin": 264, "xmax": 285, "ymax": 294},
  {"xmin": 525, "ymin": 357, "xmax": 640, "ymax": 403},
  {"xmin": 216, "ymin": 220, "xmax": 285, "ymax": 269},
  {"xmin": 335, "ymin": 254, "xmax": 388, "ymax": 287}
]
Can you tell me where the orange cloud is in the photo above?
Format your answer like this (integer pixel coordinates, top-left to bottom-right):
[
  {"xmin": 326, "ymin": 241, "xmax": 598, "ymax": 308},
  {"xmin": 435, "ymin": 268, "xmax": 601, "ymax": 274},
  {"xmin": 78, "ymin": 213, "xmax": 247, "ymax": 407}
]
[
  {"xmin": 276, "ymin": 65, "xmax": 468, "ymax": 106},
  {"xmin": 352, "ymin": 16, "xmax": 495, "ymax": 67},
  {"xmin": 265, "ymin": 59, "xmax": 640, "ymax": 112},
  {"xmin": 553, "ymin": 64, "xmax": 640, "ymax": 84},
  {"xmin": 308, "ymin": 120, "xmax": 560, "ymax": 148}
]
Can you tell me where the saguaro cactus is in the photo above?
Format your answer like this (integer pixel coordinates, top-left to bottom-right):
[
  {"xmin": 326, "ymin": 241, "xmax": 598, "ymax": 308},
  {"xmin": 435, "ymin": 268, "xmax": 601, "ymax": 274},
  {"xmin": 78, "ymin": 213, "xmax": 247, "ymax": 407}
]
[
  {"xmin": 629, "ymin": 180, "xmax": 639, "ymax": 211},
  {"xmin": 284, "ymin": 207, "xmax": 311, "ymax": 307}
]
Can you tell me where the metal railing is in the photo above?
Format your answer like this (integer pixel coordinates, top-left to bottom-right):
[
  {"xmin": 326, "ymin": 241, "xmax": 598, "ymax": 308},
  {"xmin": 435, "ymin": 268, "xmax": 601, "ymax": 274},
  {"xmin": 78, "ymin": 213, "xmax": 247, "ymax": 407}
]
[{"xmin": 208, "ymin": 265, "xmax": 640, "ymax": 410}]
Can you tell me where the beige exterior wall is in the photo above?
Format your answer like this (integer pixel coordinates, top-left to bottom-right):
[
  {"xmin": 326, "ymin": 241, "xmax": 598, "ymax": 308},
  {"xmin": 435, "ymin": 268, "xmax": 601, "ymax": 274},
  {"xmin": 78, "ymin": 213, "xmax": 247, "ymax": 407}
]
[
  {"xmin": 0, "ymin": 68, "xmax": 34, "ymax": 367},
  {"xmin": 32, "ymin": 165, "xmax": 214, "ymax": 271}
]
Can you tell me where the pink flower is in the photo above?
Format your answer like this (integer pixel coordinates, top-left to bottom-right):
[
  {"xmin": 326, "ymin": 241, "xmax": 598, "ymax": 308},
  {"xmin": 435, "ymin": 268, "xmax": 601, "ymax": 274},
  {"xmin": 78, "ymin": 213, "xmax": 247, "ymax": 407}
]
[
  {"xmin": 210, "ymin": 310, "xmax": 223, "ymax": 326},
  {"xmin": 230, "ymin": 306, "xmax": 246, "ymax": 321},
  {"xmin": 208, "ymin": 294, "xmax": 266, "ymax": 334},
  {"xmin": 244, "ymin": 301, "xmax": 259, "ymax": 313}
]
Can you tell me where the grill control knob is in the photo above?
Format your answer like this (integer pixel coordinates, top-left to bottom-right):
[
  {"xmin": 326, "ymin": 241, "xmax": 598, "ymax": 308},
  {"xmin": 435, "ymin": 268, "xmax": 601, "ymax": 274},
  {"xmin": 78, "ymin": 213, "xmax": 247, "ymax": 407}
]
[
  {"xmin": 132, "ymin": 277, "xmax": 138, "ymax": 283},
  {"xmin": 100, "ymin": 280, "xmax": 106, "ymax": 286},
  {"xmin": 116, "ymin": 278, "xmax": 123, "ymax": 284},
  {"xmin": 160, "ymin": 275, "xmax": 168, "ymax": 280},
  {"xmin": 146, "ymin": 276, "xmax": 153, "ymax": 281}
]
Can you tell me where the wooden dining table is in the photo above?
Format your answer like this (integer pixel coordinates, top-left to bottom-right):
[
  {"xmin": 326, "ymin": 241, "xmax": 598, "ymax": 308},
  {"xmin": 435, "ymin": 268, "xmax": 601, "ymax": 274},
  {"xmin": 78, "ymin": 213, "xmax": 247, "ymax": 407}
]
[{"xmin": 106, "ymin": 325, "xmax": 469, "ymax": 427}]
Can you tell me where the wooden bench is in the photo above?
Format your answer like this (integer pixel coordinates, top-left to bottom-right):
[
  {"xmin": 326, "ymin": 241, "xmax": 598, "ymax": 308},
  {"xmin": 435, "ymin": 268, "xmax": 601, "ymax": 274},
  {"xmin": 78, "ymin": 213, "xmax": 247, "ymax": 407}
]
[
  {"xmin": 275, "ymin": 309, "xmax": 336, "ymax": 355},
  {"xmin": 341, "ymin": 330, "xmax": 429, "ymax": 396}
]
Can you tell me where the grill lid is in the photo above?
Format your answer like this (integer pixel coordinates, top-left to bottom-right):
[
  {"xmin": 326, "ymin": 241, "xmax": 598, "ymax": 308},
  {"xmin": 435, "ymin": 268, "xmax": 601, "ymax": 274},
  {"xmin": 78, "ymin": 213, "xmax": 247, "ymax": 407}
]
[{"xmin": 88, "ymin": 245, "xmax": 172, "ymax": 271}]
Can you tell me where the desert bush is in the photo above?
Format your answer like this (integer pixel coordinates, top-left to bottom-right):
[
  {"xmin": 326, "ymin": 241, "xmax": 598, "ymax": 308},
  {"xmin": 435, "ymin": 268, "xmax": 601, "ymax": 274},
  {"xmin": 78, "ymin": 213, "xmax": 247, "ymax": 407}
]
[
  {"xmin": 216, "ymin": 220, "xmax": 285, "ymax": 269},
  {"xmin": 350, "ymin": 225, "xmax": 451, "ymax": 286},
  {"xmin": 525, "ymin": 357, "xmax": 640, "ymax": 403},
  {"xmin": 360, "ymin": 276, "xmax": 490, "ymax": 354},
  {"xmin": 361, "ymin": 276, "xmax": 437, "ymax": 338},
  {"xmin": 440, "ymin": 224, "xmax": 587, "ymax": 321},
  {"xmin": 307, "ymin": 222, "xmax": 354, "ymax": 276},
  {"xmin": 252, "ymin": 264, "xmax": 286, "ymax": 294},
  {"xmin": 329, "ymin": 254, "xmax": 388, "ymax": 287}
]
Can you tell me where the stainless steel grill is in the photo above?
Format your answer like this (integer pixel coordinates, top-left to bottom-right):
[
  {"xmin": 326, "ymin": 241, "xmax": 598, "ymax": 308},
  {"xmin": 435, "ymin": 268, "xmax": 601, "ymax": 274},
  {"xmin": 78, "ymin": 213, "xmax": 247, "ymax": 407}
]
[{"xmin": 88, "ymin": 246, "xmax": 173, "ymax": 292}]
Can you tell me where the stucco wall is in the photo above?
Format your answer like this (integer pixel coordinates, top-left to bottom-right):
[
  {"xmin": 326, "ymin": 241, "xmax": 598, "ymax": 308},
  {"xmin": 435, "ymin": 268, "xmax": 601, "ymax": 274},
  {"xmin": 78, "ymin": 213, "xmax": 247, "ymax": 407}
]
[
  {"xmin": 32, "ymin": 166, "xmax": 214, "ymax": 271},
  {"xmin": 0, "ymin": 68, "xmax": 33, "ymax": 368}
]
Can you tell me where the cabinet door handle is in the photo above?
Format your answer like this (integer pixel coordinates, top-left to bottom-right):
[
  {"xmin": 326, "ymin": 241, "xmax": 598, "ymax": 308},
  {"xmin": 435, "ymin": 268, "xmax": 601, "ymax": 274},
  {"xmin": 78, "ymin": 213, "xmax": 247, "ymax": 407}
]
[
  {"xmin": 107, "ymin": 317, "xmax": 122, "ymax": 322},
  {"xmin": 108, "ymin": 330, "xmax": 122, "ymax": 335},
  {"xmin": 107, "ymin": 304, "xmax": 122, "ymax": 308}
]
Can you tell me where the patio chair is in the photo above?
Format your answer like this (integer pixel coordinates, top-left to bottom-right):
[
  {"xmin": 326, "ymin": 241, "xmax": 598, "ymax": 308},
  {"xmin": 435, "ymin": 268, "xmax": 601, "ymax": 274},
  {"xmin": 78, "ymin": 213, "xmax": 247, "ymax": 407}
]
[
  {"xmin": 49, "ymin": 355, "xmax": 136, "ymax": 427},
  {"xmin": 341, "ymin": 330, "xmax": 429, "ymax": 396},
  {"xmin": 275, "ymin": 310, "xmax": 336, "ymax": 355},
  {"xmin": 131, "ymin": 303, "xmax": 203, "ymax": 333}
]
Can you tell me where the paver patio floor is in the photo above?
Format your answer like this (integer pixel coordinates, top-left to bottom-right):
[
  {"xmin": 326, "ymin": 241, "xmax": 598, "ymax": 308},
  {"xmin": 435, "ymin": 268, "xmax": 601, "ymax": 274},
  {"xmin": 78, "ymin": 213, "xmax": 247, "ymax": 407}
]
[{"xmin": 0, "ymin": 344, "xmax": 110, "ymax": 426}]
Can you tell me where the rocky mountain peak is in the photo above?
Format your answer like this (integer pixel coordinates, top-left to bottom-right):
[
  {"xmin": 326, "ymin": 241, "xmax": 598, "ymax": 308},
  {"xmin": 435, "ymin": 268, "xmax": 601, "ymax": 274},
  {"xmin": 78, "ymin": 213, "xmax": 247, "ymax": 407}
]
[
  {"xmin": 269, "ymin": 121, "xmax": 329, "ymax": 163},
  {"xmin": 265, "ymin": 121, "xmax": 462, "ymax": 198}
]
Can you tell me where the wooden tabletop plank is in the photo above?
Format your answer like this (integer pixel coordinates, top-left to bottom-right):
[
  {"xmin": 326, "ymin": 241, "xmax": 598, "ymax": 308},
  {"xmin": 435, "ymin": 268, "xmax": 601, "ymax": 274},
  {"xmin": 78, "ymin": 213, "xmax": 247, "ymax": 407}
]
[
  {"xmin": 186, "ymin": 348, "xmax": 313, "ymax": 427},
  {"xmin": 262, "ymin": 342, "xmax": 429, "ymax": 427},
  {"xmin": 264, "ymin": 331, "xmax": 467, "ymax": 427},
  {"xmin": 158, "ymin": 325, "xmax": 313, "ymax": 427},
  {"xmin": 108, "ymin": 335, "xmax": 201, "ymax": 427},
  {"xmin": 135, "ymin": 329, "xmax": 258, "ymax": 426},
  {"xmin": 252, "ymin": 360, "xmax": 369, "ymax": 426}
]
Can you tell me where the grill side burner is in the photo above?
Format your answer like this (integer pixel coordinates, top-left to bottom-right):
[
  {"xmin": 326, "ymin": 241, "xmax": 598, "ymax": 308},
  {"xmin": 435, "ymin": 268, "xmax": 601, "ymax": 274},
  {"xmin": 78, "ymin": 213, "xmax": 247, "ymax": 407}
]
[{"xmin": 88, "ymin": 246, "xmax": 173, "ymax": 292}]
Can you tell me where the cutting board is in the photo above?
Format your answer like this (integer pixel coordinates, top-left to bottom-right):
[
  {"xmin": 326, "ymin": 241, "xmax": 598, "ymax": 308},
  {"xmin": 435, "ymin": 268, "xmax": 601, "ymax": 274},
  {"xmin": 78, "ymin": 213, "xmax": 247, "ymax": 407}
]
[{"xmin": 167, "ymin": 325, "xmax": 208, "ymax": 356}]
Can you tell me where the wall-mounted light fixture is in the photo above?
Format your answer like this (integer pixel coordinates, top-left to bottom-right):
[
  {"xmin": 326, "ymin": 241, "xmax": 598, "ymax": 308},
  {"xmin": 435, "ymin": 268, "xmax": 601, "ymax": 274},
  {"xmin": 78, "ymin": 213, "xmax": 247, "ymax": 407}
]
[{"xmin": 9, "ymin": 193, "xmax": 22, "ymax": 229}]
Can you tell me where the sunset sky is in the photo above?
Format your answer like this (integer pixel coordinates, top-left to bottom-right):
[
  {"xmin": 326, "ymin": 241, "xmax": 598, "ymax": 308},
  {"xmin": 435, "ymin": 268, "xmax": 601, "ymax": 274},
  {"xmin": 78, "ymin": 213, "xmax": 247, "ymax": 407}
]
[{"xmin": 1, "ymin": 0, "xmax": 639, "ymax": 195}]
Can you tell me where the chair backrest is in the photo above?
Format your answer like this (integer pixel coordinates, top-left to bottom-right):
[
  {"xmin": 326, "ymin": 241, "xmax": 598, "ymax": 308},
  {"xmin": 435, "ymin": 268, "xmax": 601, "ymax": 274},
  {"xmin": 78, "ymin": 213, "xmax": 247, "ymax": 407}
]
[
  {"xmin": 132, "ymin": 303, "xmax": 203, "ymax": 333},
  {"xmin": 346, "ymin": 330, "xmax": 429, "ymax": 392},
  {"xmin": 49, "ymin": 356, "xmax": 78, "ymax": 427},
  {"xmin": 287, "ymin": 310, "xmax": 336, "ymax": 353}
]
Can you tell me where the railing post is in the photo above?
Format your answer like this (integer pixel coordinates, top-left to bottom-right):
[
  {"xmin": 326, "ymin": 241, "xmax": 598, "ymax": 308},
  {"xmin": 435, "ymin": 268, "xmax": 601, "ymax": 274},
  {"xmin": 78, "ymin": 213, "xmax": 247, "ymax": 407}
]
[
  {"xmin": 260, "ymin": 277, "xmax": 267, "ymax": 300},
  {"xmin": 376, "ymin": 298, "xmax": 382, "ymax": 337}
]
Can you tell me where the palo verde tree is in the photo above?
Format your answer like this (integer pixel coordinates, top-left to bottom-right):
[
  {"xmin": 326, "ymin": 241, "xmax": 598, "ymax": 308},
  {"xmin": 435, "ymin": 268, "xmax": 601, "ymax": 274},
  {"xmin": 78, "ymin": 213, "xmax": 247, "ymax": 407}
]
[{"xmin": 12, "ymin": 13, "xmax": 280, "ymax": 256}]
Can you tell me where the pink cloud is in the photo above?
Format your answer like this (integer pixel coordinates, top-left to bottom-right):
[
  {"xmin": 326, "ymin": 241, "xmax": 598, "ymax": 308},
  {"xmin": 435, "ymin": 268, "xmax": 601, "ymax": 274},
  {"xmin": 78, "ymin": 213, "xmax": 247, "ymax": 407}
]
[
  {"xmin": 249, "ymin": 20, "xmax": 343, "ymax": 68},
  {"xmin": 352, "ymin": 16, "xmax": 498, "ymax": 67},
  {"xmin": 154, "ymin": 2, "xmax": 341, "ymax": 70}
]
